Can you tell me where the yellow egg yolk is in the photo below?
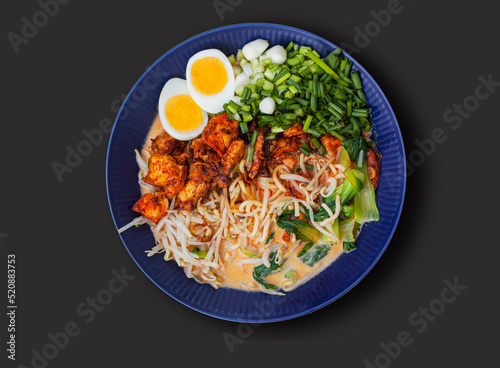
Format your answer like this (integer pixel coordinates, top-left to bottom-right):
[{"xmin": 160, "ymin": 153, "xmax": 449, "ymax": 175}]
[
  {"xmin": 164, "ymin": 94, "xmax": 203, "ymax": 132},
  {"xmin": 190, "ymin": 57, "xmax": 228, "ymax": 95}
]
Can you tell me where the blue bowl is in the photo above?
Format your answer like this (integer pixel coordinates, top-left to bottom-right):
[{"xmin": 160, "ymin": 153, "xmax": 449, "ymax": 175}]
[{"xmin": 106, "ymin": 23, "xmax": 406, "ymax": 322}]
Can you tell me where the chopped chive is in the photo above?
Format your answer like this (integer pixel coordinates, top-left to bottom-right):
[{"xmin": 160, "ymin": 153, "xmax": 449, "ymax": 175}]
[
  {"xmin": 330, "ymin": 130, "xmax": 346, "ymax": 141},
  {"xmin": 223, "ymin": 103, "xmax": 233, "ymax": 120},
  {"xmin": 299, "ymin": 147, "xmax": 310, "ymax": 156},
  {"xmin": 305, "ymin": 51, "xmax": 340, "ymax": 81},
  {"xmin": 303, "ymin": 115, "xmax": 313, "ymax": 132},
  {"xmin": 248, "ymin": 147, "xmax": 255, "ymax": 162},
  {"xmin": 250, "ymin": 131, "xmax": 258, "ymax": 147},
  {"xmin": 351, "ymin": 71, "xmax": 363, "ymax": 90},
  {"xmin": 306, "ymin": 128, "xmax": 321, "ymax": 137},
  {"xmin": 239, "ymin": 121, "xmax": 249, "ymax": 134}
]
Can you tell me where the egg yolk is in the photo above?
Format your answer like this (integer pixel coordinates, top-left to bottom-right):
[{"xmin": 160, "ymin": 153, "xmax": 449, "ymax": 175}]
[
  {"xmin": 165, "ymin": 94, "xmax": 203, "ymax": 132},
  {"xmin": 190, "ymin": 57, "xmax": 228, "ymax": 95}
]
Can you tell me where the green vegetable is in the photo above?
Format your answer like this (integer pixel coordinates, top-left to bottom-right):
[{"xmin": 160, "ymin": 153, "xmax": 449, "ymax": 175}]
[
  {"xmin": 253, "ymin": 250, "xmax": 282, "ymax": 290},
  {"xmin": 339, "ymin": 218, "xmax": 356, "ymax": 242},
  {"xmin": 321, "ymin": 218, "xmax": 340, "ymax": 244},
  {"xmin": 299, "ymin": 244, "xmax": 332, "ymax": 267},
  {"xmin": 284, "ymin": 269, "xmax": 298, "ymax": 281},
  {"xmin": 276, "ymin": 212, "xmax": 321, "ymax": 243},
  {"xmin": 240, "ymin": 247, "xmax": 258, "ymax": 258},
  {"xmin": 342, "ymin": 136, "xmax": 367, "ymax": 162},
  {"xmin": 265, "ymin": 232, "xmax": 275, "ymax": 245},
  {"xmin": 345, "ymin": 168, "xmax": 365, "ymax": 192},
  {"xmin": 342, "ymin": 204, "xmax": 355, "ymax": 217},
  {"xmin": 298, "ymin": 242, "xmax": 314, "ymax": 257},
  {"xmin": 354, "ymin": 155, "xmax": 379, "ymax": 223},
  {"xmin": 343, "ymin": 242, "xmax": 356, "ymax": 253},
  {"xmin": 336, "ymin": 146, "xmax": 351, "ymax": 170},
  {"xmin": 305, "ymin": 51, "xmax": 340, "ymax": 81},
  {"xmin": 192, "ymin": 247, "xmax": 208, "ymax": 259}
]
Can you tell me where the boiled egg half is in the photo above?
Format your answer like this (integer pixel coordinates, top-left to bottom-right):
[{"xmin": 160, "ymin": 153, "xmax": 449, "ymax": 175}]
[
  {"xmin": 158, "ymin": 78, "xmax": 208, "ymax": 140},
  {"xmin": 186, "ymin": 49, "xmax": 235, "ymax": 114}
]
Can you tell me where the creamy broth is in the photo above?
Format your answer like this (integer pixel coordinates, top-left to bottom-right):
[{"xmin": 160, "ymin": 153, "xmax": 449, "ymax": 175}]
[{"xmin": 137, "ymin": 115, "xmax": 348, "ymax": 293}]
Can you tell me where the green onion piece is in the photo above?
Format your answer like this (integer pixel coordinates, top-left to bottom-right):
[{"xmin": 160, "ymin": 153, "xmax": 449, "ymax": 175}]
[
  {"xmin": 330, "ymin": 130, "xmax": 346, "ymax": 141},
  {"xmin": 356, "ymin": 89, "xmax": 367, "ymax": 104},
  {"xmin": 310, "ymin": 137, "xmax": 324, "ymax": 151},
  {"xmin": 227, "ymin": 105, "xmax": 238, "ymax": 114},
  {"xmin": 346, "ymin": 100, "xmax": 353, "ymax": 117},
  {"xmin": 285, "ymin": 41, "xmax": 295, "ymax": 52},
  {"xmin": 310, "ymin": 95, "xmax": 317, "ymax": 112},
  {"xmin": 262, "ymin": 80, "xmax": 274, "ymax": 91},
  {"xmin": 265, "ymin": 133, "xmax": 276, "ymax": 141},
  {"xmin": 306, "ymin": 128, "xmax": 321, "ymax": 137},
  {"xmin": 275, "ymin": 72, "xmax": 291, "ymax": 86},
  {"xmin": 241, "ymin": 104, "xmax": 251, "ymax": 112},
  {"xmin": 271, "ymin": 126, "xmax": 285, "ymax": 133},
  {"xmin": 303, "ymin": 115, "xmax": 313, "ymax": 132},
  {"xmin": 228, "ymin": 54, "xmax": 236, "ymax": 64},
  {"xmin": 250, "ymin": 130, "xmax": 258, "ymax": 146},
  {"xmin": 305, "ymin": 51, "xmax": 340, "ymax": 81},
  {"xmin": 223, "ymin": 104, "xmax": 233, "ymax": 120},
  {"xmin": 301, "ymin": 141, "xmax": 311, "ymax": 154},
  {"xmin": 299, "ymin": 147, "xmax": 310, "ymax": 156},
  {"xmin": 242, "ymin": 114, "xmax": 253, "ymax": 122},
  {"xmin": 264, "ymin": 68, "xmax": 276, "ymax": 81},
  {"xmin": 352, "ymin": 108, "xmax": 370, "ymax": 118},
  {"xmin": 229, "ymin": 100, "xmax": 240, "ymax": 109},
  {"xmin": 239, "ymin": 121, "xmax": 249, "ymax": 134},
  {"xmin": 272, "ymin": 95, "xmax": 283, "ymax": 105},
  {"xmin": 295, "ymin": 97, "xmax": 309, "ymax": 106},
  {"xmin": 351, "ymin": 71, "xmax": 363, "ymax": 90},
  {"xmin": 295, "ymin": 108, "xmax": 305, "ymax": 117},
  {"xmin": 248, "ymin": 147, "xmax": 255, "ymax": 162}
]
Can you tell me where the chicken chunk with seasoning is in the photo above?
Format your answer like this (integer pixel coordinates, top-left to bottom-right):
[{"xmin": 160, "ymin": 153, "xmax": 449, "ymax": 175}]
[
  {"xmin": 132, "ymin": 192, "xmax": 169, "ymax": 224},
  {"xmin": 175, "ymin": 162, "xmax": 214, "ymax": 211},
  {"xmin": 267, "ymin": 136, "xmax": 301, "ymax": 171},
  {"xmin": 283, "ymin": 123, "xmax": 307, "ymax": 139},
  {"xmin": 150, "ymin": 132, "xmax": 188, "ymax": 164},
  {"xmin": 201, "ymin": 112, "xmax": 239, "ymax": 156},
  {"xmin": 142, "ymin": 154, "xmax": 187, "ymax": 199},
  {"xmin": 221, "ymin": 140, "xmax": 245, "ymax": 176},
  {"xmin": 321, "ymin": 135, "xmax": 343, "ymax": 156},
  {"xmin": 190, "ymin": 138, "xmax": 221, "ymax": 164}
]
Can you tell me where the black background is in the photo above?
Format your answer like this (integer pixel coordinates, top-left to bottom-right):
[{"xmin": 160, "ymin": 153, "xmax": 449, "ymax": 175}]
[{"xmin": 2, "ymin": 0, "xmax": 499, "ymax": 367}]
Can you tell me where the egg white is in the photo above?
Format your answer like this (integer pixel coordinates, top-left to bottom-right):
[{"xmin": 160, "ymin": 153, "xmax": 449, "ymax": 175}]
[
  {"xmin": 158, "ymin": 78, "xmax": 208, "ymax": 141},
  {"xmin": 186, "ymin": 49, "xmax": 236, "ymax": 114}
]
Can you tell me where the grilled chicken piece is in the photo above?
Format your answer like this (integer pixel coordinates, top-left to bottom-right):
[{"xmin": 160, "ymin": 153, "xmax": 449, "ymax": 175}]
[
  {"xmin": 150, "ymin": 132, "xmax": 188, "ymax": 164},
  {"xmin": 321, "ymin": 135, "xmax": 343, "ymax": 156},
  {"xmin": 175, "ymin": 162, "xmax": 215, "ymax": 211},
  {"xmin": 201, "ymin": 112, "xmax": 239, "ymax": 156},
  {"xmin": 267, "ymin": 136, "xmax": 301, "ymax": 171},
  {"xmin": 142, "ymin": 154, "xmax": 187, "ymax": 198},
  {"xmin": 248, "ymin": 133, "xmax": 265, "ymax": 180},
  {"xmin": 367, "ymin": 148, "xmax": 381, "ymax": 188},
  {"xmin": 190, "ymin": 138, "xmax": 221, "ymax": 164},
  {"xmin": 221, "ymin": 140, "xmax": 245, "ymax": 176},
  {"xmin": 283, "ymin": 123, "xmax": 307, "ymax": 139},
  {"xmin": 132, "ymin": 192, "xmax": 169, "ymax": 224}
]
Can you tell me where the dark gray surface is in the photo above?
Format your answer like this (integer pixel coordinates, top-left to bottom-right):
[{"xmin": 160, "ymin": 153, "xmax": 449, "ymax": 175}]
[{"xmin": 1, "ymin": 0, "xmax": 498, "ymax": 367}]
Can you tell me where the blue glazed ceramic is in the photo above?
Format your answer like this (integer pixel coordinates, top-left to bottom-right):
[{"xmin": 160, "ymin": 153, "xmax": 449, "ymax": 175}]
[{"xmin": 106, "ymin": 23, "xmax": 406, "ymax": 322}]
